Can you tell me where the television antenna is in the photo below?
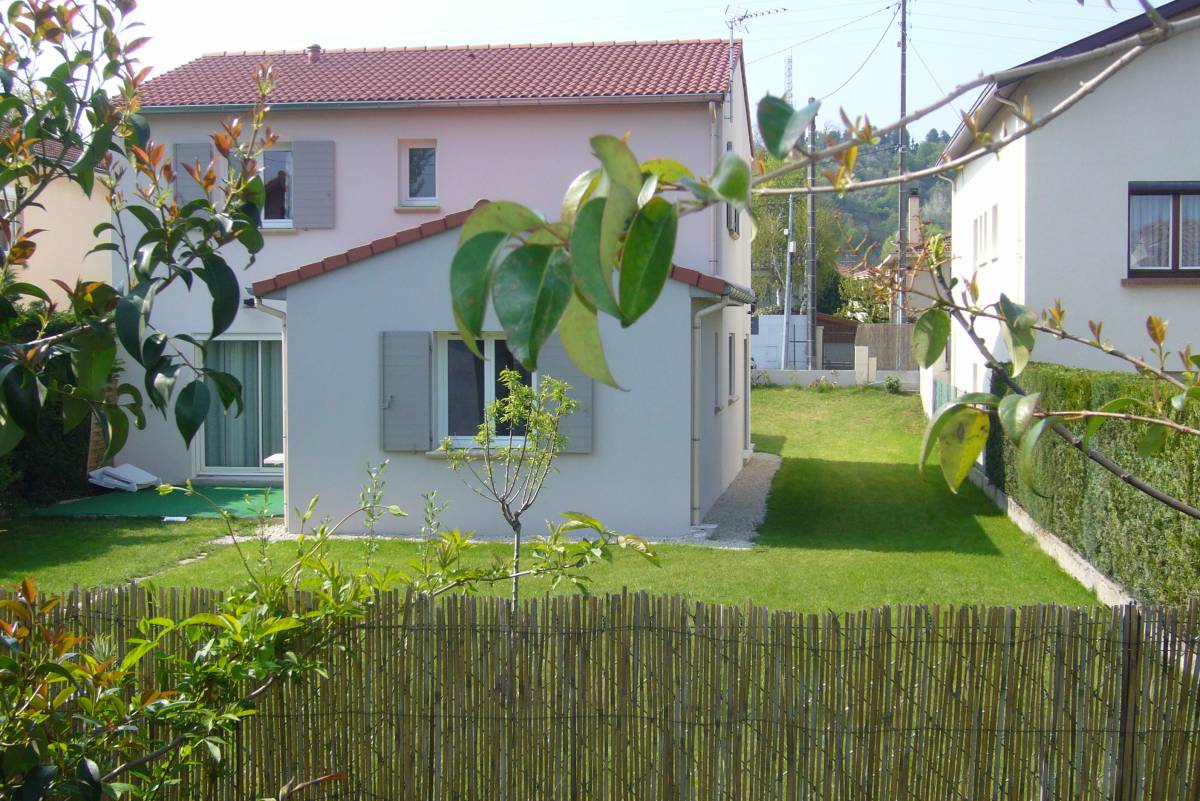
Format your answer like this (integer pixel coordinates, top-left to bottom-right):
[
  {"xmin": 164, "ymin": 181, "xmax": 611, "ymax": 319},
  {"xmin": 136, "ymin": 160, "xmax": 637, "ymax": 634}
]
[{"xmin": 724, "ymin": 5, "xmax": 786, "ymax": 120}]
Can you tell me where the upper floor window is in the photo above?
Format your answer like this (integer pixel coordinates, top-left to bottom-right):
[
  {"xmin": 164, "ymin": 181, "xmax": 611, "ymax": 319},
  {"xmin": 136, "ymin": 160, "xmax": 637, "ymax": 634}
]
[
  {"xmin": 400, "ymin": 140, "xmax": 437, "ymax": 207},
  {"xmin": 263, "ymin": 144, "xmax": 293, "ymax": 227},
  {"xmin": 973, "ymin": 204, "xmax": 998, "ymax": 267},
  {"xmin": 1128, "ymin": 183, "xmax": 1200, "ymax": 275}
]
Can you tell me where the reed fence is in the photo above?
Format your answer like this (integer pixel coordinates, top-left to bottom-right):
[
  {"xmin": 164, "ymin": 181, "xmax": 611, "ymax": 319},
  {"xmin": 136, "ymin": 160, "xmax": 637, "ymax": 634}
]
[{"xmin": 22, "ymin": 586, "xmax": 1200, "ymax": 800}]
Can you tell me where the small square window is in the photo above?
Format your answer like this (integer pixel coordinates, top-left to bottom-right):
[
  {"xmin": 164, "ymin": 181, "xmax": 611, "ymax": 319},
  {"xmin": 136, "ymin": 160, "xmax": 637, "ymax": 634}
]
[
  {"xmin": 263, "ymin": 145, "xmax": 293, "ymax": 227},
  {"xmin": 399, "ymin": 141, "xmax": 437, "ymax": 206}
]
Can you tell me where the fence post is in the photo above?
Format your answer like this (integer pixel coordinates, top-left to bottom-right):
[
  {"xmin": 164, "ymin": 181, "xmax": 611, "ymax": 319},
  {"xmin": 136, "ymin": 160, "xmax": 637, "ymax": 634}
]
[{"xmin": 1115, "ymin": 604, "xmax": 1142, "ymax": 801}]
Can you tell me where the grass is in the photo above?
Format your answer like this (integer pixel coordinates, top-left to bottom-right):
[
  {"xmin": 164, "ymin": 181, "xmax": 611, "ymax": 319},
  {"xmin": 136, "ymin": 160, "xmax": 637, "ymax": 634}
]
[
  {"xmin": 0, "ymin": 516, "xmax": 238, "ymax": 591},
  {"xmin": 152, "ymin": 387, "xmax": 1096, "ymax": 611}
]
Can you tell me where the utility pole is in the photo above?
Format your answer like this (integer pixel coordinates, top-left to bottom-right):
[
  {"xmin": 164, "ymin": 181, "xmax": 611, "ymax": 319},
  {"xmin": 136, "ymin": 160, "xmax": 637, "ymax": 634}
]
[
  {"xmin": 779, "ymin": 51, "xmax": 794, "ymax": 370},
  {"xmin": 806, "ymin": 97, "xmax": 817, "ymax": 370},
  {"xmin": 782, "ymin": 194, "xmax": 795, "ymax": 369},
  {"xmin": 895, "ymin": 0, "xmax": 908, "ymax": 325}
]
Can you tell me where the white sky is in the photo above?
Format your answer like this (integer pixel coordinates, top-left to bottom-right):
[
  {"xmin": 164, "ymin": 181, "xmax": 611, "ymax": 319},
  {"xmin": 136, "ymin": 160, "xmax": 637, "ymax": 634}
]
[{"xmin": 131, "ymin": 0, "xmax": 1154, "ymax": 136}]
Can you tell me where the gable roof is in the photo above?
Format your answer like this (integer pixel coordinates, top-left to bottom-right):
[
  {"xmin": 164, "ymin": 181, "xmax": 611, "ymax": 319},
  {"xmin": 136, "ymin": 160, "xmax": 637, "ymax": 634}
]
[
  {"xmin": 942, "ymin": 0, "xmax": 1200, "ymax": 161},
  {"xmin": 250, "ymin": 202, "xmax": 753, "ymax": 303},
  {"xmin": 141, "ymin": 40, "xmax": 741, "ymax": 110}
]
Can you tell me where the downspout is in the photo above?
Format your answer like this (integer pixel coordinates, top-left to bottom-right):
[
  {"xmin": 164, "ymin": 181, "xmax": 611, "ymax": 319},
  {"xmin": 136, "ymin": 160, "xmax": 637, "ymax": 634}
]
[
  {"xmin": 691, "ymin": 296, "xmax": 730, "ymax": 526},
  {"xmin": 709, "ymin": 101, "xmax": 721, "ymax": 274}
]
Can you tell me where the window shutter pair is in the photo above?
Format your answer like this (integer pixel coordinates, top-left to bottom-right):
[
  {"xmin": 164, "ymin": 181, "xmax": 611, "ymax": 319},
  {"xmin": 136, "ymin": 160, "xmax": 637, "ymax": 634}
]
[
  {"xmin": 172, "ymin": 141, "xmax": 335, "ymax": 229},
  {"xmin": 379, "ymin": 332, "xmax": 594, "ymax": 454}
]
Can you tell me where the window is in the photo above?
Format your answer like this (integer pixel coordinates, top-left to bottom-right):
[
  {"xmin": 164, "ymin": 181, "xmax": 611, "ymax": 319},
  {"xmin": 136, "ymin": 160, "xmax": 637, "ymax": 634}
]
[
  {"xmin": 725, "ymin": 142, "xmax": 741, "ymax": 238},
  {"xmin": 1128, "ymin": 184, "xmax": 1200, "ymax": 275},
  {"xmin": 262, "ymin": 144, "xmax": 293, "ymax": 227},
  {"xmin": 399, "ymin": 140, "xmax": 437, "ymax": 206},
  {"xmin": 439, "ymin": 336, "xmax": 532, "ymax": 447},
  {"xmin": 203, "ymin": 340, "xmax": 282, "ymax": 471},
  {"xmin": 713, "ymin": 332, "xmax": 721, "ymax": 411},
  {"xmin": 973, "ymin": 205, "xmax": 998, "ymax": 266}
]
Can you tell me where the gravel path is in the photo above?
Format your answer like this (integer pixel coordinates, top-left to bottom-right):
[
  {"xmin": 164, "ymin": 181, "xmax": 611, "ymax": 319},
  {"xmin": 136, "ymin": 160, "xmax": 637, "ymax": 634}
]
[{"xmin": 700, "ymin": 452, "xmax": 782, "ymax": 545}]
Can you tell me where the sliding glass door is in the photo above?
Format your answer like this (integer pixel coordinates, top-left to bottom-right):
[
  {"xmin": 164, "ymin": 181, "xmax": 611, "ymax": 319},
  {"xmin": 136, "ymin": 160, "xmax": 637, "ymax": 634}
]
[{"xmin": 203, "ymin": 340, "xmax": 283, "ymax": 471}]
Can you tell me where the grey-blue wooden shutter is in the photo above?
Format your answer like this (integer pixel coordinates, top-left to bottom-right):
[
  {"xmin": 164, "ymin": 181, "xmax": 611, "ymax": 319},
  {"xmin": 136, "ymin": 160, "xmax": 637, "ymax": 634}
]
[
  {"xmin": 381, "ymin": 332, "xmax": 432, "ymax": 451},
  {"xmin": 538, "ymin": 334, "xmax": 593, "ymax": 454},
  {"xmin": 173, "ymin": 143, "xmax": 211, "ymax": 205},
  {"xmin": 292, "ymin": 141, "xmax": 335, "ymax": 229}
]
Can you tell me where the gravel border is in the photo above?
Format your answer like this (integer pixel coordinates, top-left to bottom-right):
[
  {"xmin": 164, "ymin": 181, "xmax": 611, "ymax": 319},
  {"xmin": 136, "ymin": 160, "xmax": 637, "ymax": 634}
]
[{"xmin": 700, "ymin": 452, "xmax": 782, "ymax": 545}]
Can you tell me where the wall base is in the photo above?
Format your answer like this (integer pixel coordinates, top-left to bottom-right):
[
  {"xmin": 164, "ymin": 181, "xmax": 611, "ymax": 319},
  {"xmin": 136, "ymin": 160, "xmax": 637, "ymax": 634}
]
[{"xmin": 968, "ymin": 466, "xmax": 1134, "ymax": 607}]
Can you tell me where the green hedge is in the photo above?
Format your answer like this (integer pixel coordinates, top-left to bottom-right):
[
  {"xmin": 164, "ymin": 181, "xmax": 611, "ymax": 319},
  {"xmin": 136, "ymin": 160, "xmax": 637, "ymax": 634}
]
[
  {"xmin": 0, "ymin": 308, "xmax": 93, "ymax": 516},
  {"xmin": 986, "ymin": 364, "xmax": 1200, "ymax": 605}
]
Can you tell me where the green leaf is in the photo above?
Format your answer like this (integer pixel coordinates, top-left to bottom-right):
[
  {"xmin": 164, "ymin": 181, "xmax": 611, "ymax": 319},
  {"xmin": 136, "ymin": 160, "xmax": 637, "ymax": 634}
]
[
  {"xmin": 71, "ymin": 331, "xmax": 116, "ymax": 399},
  {"xmin": 640, "ymin": 158, "xmax": 694, "ymax": 184},
  {"xmin": 911, "ymin": 308, "xmax": 950, "ymax": 368},
  {"xmin": 557, "ymin": 292, "xmax": 620, "ymax": 388},
  {"xmin": 1083, "ymin": 396, "xmax": 1142, "ymax": 446},
  {"xmin": 710, "ymin": 153, "xmax": 751, "ymax": 210},
  {"xmin": 998, "ymin": 294, "xmax": 1036, "ymax": 377},
  {"xmin": 124, "ymin": 113, "xmax": 150, "ymax": 150},
  {"xmin": 2, "ymin": 368, "xmax": 38, "ymax": 432},
  {"xmin": 636, "ymin": 173, "xmax": 658, "ymax": 208},
  {"xmin": 243, "ymin": 174, "xmax": 266, "ymax": 211},
  {"xmin": 174, "ymin": 379, "xmax": 210, "ymax": 447},
  {"xmin": 198, "ymin": 254, "xmax": 240, "ymax": 338},
  {"xmin": 937, "ymin": 406, "xmax": 990, "ymax": 493},
  {"xmin": 458, "ymin": 201, "xmax": 542, "ymax": 244},
  {"xmin": 100, "ymin": 406, "xmax": 129, "ymax": 463},
  {"xmin": 918, "ymin": 393, "xmax": 1000, "ymax": 475},
  {"xmin": 590, "ymin": 134, "xmax": 643, "ymax": 197},
  {"xmin": 62, "ymin": 394, "xmax": 90, "ymax": 432},
  {"xmin": 997, "ymin": 392, "xmax": 1040, "ymax": 443},
  {"xmin": 0, "ymin": 420, "xmax": 23, "ymax": 457},
  {"xmin": 561, "ymin": 168, "xmax": 599, "ymax": 226},
  {"xmin": 114, "ymin": 296, "xmax": 147, "ymax": 364},
  {"xmin": 206, "ymin": 369, "xmax": 243, "ymax": 416},
  {"xmin": 18, "ymin": 764, "xmax": 57, "ymax": 801},
  {"xmin": 492, "ymin": 246, "xmax": 573, "ymax": 370},
  {"xmin": 450, "ymin": 232, "xmax": 506, "ymax": 354},
  {"xmin": 77, "ymin": 758, "xmax": 101, "ymax": 801},
  {"xmin": 757, "ymin": 95, "xmax": 819, "ymax": 159},
  {"xmin": 618, "ymin": 196, "xmax": 677, "ymax": 326},
  {"xmin": 1018, "ymin": 416, "xmax": 1060, "ymax": 497},
  {"xmin": 1138, "ymin": 423, "xmax": 1169, "ymax": 457},
  {"xmin": 569, "ymin": 198, "xmax": 621, "ymax": 319}
]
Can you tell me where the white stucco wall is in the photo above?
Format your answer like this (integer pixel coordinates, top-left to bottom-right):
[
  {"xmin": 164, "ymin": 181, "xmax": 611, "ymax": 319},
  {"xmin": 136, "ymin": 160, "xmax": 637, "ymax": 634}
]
[
  {"xmin": 116, "ymin": 62, "xmax": 754, "ymax": 483},
  {"xmin": 1022, "ymin": 25, "xmax": 1200, "ymax": 369},
  {"xmin": 281, "ymin": 228, "xmax": 699, "ymax": 539},
  {"xmin": 947, "ymin": 109, "xmax": 1026, "ymax": 397}
]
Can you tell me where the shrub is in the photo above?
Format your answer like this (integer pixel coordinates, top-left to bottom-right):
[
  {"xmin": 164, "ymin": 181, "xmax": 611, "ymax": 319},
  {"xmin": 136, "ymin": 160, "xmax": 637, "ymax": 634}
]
[
  {"xmin": 883, "ymin": 375, "xmax": 903, "ymax": 395},
  {"xmin": 987, "ymin": 363, "xmax": 1200, "ymax": 604}
]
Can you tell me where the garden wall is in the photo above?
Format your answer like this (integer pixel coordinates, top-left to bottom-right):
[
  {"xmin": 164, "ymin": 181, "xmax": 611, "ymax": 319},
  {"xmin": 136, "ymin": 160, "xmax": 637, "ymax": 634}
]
[{"xmin": 987, "ymin": 363, "xmax": 1200, "ymax": 605}]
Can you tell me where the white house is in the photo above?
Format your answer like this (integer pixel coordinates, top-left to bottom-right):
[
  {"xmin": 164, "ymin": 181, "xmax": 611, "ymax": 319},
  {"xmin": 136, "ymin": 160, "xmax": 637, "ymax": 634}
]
[
  {"xmin": 118, "ymin": 40, "xmax": 755, "ymax": 537},
  {"xmin": 924, "ymin": 0, "xmax": 1200, "ymax": 413}
]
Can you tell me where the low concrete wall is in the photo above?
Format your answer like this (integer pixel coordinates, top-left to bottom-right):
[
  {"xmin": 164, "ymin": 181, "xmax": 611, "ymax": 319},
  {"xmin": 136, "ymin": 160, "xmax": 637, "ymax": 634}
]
[
  {"xmin": 754, "ymin": 369, "xmax": 850, "ymax": 387},
  {"xmin": 968, "ymin": 466, "xmax": 1134, "ymax": 607}
]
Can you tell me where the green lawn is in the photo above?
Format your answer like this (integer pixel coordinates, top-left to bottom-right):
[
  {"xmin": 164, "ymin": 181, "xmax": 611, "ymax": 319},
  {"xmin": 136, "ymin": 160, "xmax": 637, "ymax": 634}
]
[
  {"xmin": 152, "ymin": 387, "xmax": 1096, "ymax": 611},
  {"xmin": 0, "ymin": 516, "xmax": 237, "ymax": 591}
]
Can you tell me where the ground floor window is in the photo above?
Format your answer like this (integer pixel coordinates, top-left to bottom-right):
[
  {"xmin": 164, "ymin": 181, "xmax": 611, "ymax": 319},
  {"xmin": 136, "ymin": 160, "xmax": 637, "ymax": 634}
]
[
  {"xmin": 439, "ymin": 336, "xmax": 532, "ymax": 447},
  {"xmin": 203, "ymin": 339, "xmax": 282, "ymax": 470}
]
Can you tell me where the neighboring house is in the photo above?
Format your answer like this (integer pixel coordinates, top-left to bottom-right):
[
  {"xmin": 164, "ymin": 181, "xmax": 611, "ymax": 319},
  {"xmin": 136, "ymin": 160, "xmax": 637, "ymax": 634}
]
[
  {"xmin": 19, "ymin": 144, "xmax": 111, "ymax": 305},
  {"xmin": 925, "ymin": 0, "xmax": 1200, "ymax": 413},
  {"xmin": 119, "ymin": 40, "xmax": 754, "ymax": 537}
]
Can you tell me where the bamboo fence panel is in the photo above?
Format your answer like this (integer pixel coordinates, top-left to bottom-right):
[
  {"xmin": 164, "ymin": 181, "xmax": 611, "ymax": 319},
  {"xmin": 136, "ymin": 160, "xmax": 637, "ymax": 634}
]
[{"xmin": 14, "ymin": 586, "xmax": 1200, "ymax": 801}]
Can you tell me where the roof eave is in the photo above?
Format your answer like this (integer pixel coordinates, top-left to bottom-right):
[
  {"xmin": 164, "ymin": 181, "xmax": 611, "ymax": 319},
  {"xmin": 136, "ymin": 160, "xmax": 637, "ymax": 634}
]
[{"xmin": 140, "ymin": 92, "xmax": 726, "ymax": 114}]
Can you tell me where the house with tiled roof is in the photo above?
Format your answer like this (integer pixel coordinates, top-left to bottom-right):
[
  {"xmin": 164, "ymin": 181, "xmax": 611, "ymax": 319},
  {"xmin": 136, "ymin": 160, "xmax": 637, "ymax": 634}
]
[{"xmin": 115, "ymin": 39, "xmax": 755, "ymax": 538}]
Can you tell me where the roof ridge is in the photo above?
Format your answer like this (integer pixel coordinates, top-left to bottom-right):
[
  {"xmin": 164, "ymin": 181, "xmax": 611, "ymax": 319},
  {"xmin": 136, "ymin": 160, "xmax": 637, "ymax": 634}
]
[{"xmin": 199, "ymin": 38, "xmax": 734, "ymax": 59}]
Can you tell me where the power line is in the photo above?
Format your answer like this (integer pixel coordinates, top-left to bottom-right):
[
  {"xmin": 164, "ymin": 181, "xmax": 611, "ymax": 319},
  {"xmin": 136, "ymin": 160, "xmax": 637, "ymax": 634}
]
[
  {"xmin": 817, "ymin": 3, "xmax": 900, "ymax": 100},
  {"xmin": 748, "ymin": 3, "xmax": 897, "ymax": 65}
]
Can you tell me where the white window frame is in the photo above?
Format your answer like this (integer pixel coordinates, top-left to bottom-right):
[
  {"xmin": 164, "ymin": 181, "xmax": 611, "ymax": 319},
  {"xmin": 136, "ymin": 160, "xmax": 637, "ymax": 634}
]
[
  {"xmin": 399, "ymin": 139, "xmax": 438, "ymax": 207},
  {"xmin": 261, "ymin": 142, "xmax": 294, "ymax": 230},
  {"xmin": 437, "ymin": 334, "xmax": 536, "ymax": 448},
  {"xmin": 195, "ymin": 334, "xmax": 284, "ymax": 477}
]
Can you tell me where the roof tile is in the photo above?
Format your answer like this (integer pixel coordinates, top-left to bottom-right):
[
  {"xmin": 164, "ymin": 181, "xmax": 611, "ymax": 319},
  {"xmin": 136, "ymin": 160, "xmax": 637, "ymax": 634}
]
[{"xmin": 141, "ymin": 40, "xmax": 741, "ymax": 107}]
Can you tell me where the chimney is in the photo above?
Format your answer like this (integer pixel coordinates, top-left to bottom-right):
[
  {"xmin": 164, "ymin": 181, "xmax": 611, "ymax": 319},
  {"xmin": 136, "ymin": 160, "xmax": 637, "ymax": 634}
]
[
  {"xmin": 306, "ymin": 44, "xmax": 322, "ymax": 65},
  {"xmin": 906, "ymin": 188, "xmax": 921, "ymax": 244}
]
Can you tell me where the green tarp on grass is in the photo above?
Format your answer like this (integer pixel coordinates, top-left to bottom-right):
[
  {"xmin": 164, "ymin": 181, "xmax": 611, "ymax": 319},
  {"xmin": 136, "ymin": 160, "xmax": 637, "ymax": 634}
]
[{"xmin": 33, "ymin": 486, "xmax": 283, "ymax": 519}]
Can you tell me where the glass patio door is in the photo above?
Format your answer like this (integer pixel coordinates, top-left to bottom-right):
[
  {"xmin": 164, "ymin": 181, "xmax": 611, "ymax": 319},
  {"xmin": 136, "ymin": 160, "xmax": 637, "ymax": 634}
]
[{"xmin": 203, "ymin": 340, "xmax": 283, "ymax": 471}]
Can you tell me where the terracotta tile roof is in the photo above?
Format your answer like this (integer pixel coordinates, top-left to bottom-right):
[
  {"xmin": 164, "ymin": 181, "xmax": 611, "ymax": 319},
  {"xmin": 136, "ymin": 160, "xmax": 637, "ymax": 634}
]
[
  {"xmin": 142, "ymin": 40, "xmax": 741, "ymax": 108},
  {"xmin": 250, "ymin": 201, "xmax": 752, "ymax": 301}
]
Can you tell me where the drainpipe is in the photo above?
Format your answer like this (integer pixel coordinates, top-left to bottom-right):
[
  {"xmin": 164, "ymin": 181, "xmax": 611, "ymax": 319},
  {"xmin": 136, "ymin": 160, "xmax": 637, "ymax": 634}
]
[
  {"xmin": 691, "ymin": 296, "xmax": 729, "ymax": 526},
  {"xmin": 709, "ymin": 101, "xmax": 721, "ymax": 274}
]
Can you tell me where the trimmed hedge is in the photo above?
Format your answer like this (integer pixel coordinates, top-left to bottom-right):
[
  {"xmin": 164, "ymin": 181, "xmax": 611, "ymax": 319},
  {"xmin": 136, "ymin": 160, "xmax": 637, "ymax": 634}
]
[{"xmin": 986, "ymin": 363, "xmax": 1200, "ymax": 605}]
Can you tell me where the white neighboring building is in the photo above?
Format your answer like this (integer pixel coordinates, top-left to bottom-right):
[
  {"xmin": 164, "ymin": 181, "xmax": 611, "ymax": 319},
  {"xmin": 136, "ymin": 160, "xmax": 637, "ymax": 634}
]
[{"xmin": 924, "ymin": 0, "xmax": 1200, "ymax": 413}]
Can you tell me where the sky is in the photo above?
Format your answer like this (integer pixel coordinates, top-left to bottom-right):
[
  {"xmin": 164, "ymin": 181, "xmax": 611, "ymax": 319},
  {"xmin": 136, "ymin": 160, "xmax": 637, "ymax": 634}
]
[{"xmin": 129, "ymin": 0, "xmax": 1155, "ymax": 137}]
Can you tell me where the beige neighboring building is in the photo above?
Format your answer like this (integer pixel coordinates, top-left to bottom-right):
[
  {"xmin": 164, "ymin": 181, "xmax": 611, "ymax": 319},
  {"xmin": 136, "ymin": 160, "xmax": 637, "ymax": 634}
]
[{"xmin": 19, "ymin": 148, "xmax": 111, "ymax": 303}]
